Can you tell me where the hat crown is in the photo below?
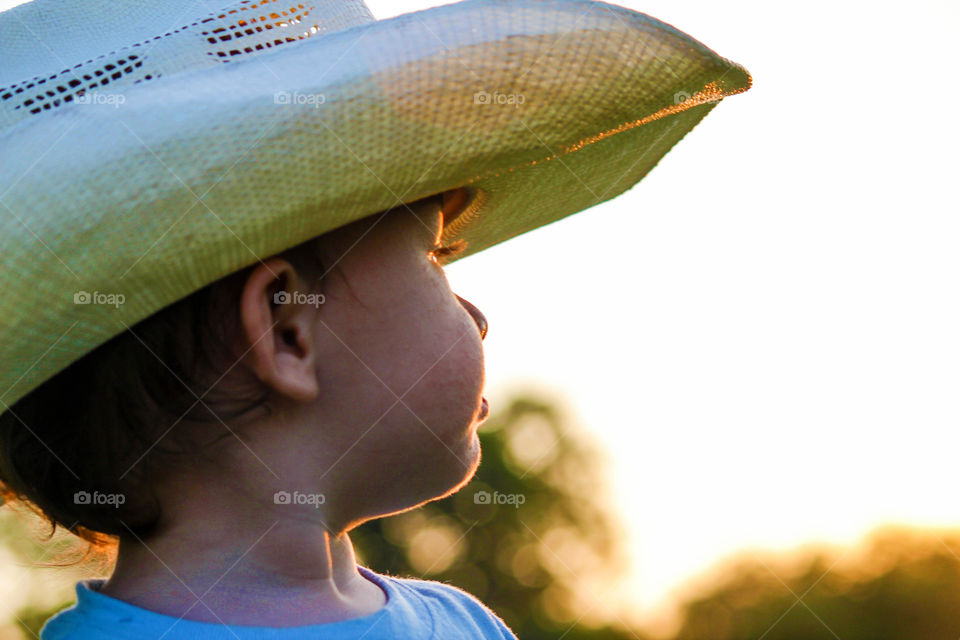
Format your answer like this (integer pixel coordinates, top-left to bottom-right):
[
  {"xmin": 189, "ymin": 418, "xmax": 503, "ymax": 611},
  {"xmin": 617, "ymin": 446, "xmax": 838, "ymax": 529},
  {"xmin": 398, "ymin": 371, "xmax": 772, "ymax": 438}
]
[{"xmin": 0, "ymin": 0, "xmax": 375, "ymax": 128}]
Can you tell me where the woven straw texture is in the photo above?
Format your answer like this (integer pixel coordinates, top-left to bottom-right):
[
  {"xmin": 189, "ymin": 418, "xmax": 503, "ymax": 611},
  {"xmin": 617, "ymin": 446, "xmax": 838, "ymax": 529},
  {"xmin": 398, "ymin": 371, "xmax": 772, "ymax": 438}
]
[{"xmin": 0, "ymin": 0, "xmax": 750, "ymax": 410}]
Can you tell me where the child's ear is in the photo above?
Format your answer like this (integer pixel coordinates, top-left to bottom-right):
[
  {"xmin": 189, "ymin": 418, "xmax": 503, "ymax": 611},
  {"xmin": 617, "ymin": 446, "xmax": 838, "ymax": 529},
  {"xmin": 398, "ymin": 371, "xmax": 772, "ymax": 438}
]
[{"xmin": 239, "ymin": 258, "xmax": 319, "ymax": 403}]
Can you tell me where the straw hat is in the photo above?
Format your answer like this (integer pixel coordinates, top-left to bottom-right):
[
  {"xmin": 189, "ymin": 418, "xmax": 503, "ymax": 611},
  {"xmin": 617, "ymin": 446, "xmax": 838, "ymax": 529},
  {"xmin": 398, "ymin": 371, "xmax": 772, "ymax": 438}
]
[{"xmin": 0, "ymin": 0, "xmax": 750, "ymax": 410}]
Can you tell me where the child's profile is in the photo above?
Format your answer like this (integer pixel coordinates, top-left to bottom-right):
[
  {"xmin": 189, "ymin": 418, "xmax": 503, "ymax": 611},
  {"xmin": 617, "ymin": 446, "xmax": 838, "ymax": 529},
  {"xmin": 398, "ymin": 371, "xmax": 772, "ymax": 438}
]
[{"xmin": 3, "ymin": 192, "xmax": 510, "ymax": 637}]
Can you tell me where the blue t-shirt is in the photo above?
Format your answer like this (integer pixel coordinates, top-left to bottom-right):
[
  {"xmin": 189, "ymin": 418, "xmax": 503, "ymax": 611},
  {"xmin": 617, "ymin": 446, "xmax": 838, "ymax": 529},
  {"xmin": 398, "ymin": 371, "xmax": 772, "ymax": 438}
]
[{"xmin": 40, "ymin": 566, "xmax": 518, "ymax": 639}]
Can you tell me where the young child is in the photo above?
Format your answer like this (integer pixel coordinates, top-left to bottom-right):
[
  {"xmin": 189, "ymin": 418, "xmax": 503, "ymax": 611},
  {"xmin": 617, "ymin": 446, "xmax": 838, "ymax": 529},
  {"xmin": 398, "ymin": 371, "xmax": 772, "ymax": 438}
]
[{"xmin": 0, "ymin": 0, "xmax": 749, "ymax": 637}]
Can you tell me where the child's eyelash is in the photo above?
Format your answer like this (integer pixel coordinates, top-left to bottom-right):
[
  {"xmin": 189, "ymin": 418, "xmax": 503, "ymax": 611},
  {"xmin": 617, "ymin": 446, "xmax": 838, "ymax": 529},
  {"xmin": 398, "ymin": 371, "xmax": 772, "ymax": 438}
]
[{"xmin": 429, "ymin": 239, "xmax": 468, "ymax": 262}]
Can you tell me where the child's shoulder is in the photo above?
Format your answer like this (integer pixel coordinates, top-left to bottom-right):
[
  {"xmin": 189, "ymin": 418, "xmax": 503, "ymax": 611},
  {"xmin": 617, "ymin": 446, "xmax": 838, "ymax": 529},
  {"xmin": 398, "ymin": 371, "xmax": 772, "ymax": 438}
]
[{"xmin": 361, "ymin": 566, "xmax": 518, "ymax": 639}]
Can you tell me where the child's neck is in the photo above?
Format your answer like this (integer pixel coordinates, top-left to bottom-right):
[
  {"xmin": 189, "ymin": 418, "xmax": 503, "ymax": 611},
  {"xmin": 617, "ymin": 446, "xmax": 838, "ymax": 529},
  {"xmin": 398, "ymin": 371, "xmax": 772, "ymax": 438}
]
[{"xmin": 100, "ymin": 517, "xmax": 387, "ymax": 626}]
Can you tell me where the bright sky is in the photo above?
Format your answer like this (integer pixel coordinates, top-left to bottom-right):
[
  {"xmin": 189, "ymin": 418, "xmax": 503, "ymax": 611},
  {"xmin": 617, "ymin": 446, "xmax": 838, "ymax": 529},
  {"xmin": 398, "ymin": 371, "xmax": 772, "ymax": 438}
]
[{"xmin": 2, "ymin": 0, "xmax": 960, "ymax": 632}]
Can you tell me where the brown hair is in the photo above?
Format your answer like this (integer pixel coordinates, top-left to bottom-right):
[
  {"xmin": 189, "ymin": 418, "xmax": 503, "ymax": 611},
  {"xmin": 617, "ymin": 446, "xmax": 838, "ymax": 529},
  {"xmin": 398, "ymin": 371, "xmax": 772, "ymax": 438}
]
[{"xmin": 0, "ymin": 234, "xmax": 328, "ymax": 554}]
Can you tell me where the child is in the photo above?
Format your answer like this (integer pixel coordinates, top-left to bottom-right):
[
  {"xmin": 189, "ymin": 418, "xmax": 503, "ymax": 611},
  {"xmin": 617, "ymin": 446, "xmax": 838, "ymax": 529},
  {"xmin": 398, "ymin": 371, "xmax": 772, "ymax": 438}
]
[
  {"xmin": 0, "ymin": 0, "xmax": 750, "ymax": 637},
  {"xmin": 21, "ymin": 192, "xmax": 513, "ymax": 638}
]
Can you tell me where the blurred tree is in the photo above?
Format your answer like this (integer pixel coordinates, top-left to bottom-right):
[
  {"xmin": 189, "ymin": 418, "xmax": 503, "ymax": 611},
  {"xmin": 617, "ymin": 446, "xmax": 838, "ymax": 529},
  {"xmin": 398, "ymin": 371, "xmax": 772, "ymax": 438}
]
[
  {"xmin": 351, "ymin": 391, "xmax": 640, "ymax": 640},
  {"xmin": 671, "ymin": 527, "xmax": 960, "ymax": 640}
]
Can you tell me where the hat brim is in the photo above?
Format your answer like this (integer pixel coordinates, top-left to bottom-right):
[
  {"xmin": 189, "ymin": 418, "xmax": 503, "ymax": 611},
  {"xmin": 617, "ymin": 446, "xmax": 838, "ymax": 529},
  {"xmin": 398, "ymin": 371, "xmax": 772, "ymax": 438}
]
[{"xmin": 0, "ymin": 0, "xmax": 750, "ymax": 407}]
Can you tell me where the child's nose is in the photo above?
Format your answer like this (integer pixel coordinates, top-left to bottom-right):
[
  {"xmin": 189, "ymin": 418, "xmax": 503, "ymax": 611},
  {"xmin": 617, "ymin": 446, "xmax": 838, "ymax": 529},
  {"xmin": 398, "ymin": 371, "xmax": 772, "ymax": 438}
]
[{"xmin": 455, "ymin": 294, "xmax": 487, "ymax": 340}]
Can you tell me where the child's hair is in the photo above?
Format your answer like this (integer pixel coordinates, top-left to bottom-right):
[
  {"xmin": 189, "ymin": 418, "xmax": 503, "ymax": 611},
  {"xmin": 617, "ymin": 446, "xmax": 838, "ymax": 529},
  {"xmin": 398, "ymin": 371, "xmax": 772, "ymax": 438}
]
[{"xmin": 0, "ymin": 233, "xmax": 329, "ymax": 553}]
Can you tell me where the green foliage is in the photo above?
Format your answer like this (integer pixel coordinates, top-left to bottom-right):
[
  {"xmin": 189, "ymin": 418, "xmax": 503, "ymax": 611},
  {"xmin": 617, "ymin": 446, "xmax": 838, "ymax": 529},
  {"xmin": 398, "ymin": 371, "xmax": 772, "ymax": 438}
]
[
  {"xmin": 672, "ymin": 528, "xmax": 960, "ymax": 640},
  {"xmin": 14, "ymin": 605, "xmax": 64, "ymax": 640}
]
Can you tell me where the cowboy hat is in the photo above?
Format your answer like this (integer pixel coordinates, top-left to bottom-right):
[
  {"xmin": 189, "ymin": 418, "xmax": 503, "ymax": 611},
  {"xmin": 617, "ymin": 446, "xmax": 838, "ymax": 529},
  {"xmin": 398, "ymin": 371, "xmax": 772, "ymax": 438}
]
[{"xmin": 0, "ymin": 0, "xmax": 750, "ymax": 410}]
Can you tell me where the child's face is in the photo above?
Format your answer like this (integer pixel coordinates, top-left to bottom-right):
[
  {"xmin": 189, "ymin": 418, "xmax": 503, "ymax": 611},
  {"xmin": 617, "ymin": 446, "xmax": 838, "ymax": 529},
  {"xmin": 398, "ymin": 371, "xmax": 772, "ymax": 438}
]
[{"xmin": 302, "ymin": 196, "xmax": 488, "ymax": 522}]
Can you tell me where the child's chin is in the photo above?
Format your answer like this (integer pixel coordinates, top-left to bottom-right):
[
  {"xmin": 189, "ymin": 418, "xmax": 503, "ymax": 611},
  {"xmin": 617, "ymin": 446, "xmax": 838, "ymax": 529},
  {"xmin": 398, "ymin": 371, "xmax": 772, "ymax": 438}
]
[
  {"xmin": 430, "ymin": 452, "xmax": 482, "ymax": 505},
  {"xmin": 453, "ymin": 431, "xmax": 483, "ymax": 488},
  {"xmin": 427, "ymin": 431, "xmax": 482, "ymax": 503}
]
